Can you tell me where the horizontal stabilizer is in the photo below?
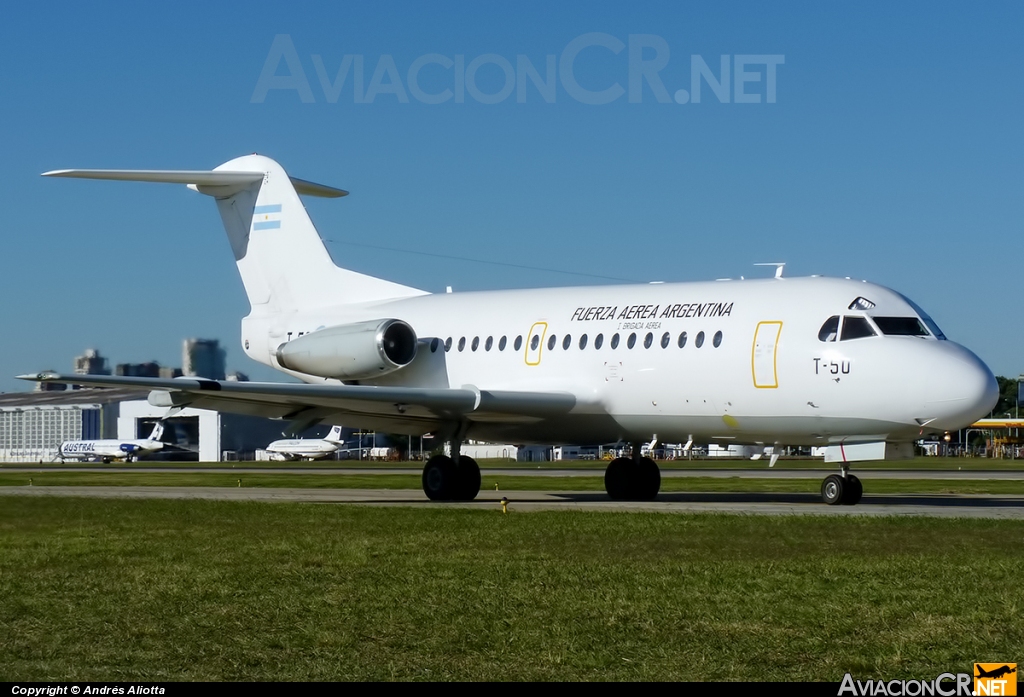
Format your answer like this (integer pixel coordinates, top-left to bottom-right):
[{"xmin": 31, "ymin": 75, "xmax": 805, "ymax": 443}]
[{"xmin": 41, "ymin": 169, "xmax": 348, "ymax": 198}]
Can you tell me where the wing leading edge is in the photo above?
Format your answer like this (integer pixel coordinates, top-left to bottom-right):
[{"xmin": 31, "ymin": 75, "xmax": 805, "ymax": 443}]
[{"xmin": 16, "ymin": 373, "xmax": 577, "ymax": 432}]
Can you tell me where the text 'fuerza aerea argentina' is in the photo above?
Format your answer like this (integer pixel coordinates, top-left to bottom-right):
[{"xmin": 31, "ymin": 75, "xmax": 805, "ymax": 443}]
[{"xmin": 570, "ymin": 302, "xmax": 735, "ymax": 322}]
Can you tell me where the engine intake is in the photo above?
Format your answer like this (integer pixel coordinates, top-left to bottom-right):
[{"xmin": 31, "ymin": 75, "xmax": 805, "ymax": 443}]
[{"xmin": 275, "ymin": 319, "xmax": 418, "ymax": 380}]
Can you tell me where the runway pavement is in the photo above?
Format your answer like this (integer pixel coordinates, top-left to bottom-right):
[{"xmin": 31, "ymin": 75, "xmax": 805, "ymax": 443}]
[
  {"xmin": 2, "ymin": 466, "xmax": 1023, "ymax": 479},
  {"xmin": 3, "ymin": 485, "xmax": 1024, "ymax": 519}
]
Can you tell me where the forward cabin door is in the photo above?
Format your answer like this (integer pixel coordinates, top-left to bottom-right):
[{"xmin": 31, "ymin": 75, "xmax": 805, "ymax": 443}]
[{"xmin": 752, "ymin": 321, "xmax": 783, "ymax": 389}]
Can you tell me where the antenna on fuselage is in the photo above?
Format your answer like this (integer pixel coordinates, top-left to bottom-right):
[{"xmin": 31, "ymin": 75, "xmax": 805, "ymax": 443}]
[{"xmin": 754, "ymin": 262, "xmax": 786, "ymax": 279}]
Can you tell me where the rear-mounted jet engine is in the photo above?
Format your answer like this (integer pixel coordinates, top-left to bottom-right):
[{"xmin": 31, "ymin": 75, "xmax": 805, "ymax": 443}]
[{"xmin": 275, "ymin": 319, "xmax": 417, "ymax": 380}]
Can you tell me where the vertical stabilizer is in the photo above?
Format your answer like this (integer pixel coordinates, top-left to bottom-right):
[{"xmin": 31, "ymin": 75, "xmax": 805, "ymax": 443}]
[
  {"xmin": 325, "ymin": 425, "xmax": 345, "ymax": 443},
  {"xmin": 43, "ymin": 155, "xmax": 428, "ymax": 315},
  {"xmin": 210, "ymin": 155, "xmax": 426, "ymax": 313}
]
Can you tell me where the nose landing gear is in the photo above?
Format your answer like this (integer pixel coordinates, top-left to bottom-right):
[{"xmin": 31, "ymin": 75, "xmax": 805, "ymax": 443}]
[{"xmin": 821, "ymin": 469, "xmax": 863, "ymax": 505}]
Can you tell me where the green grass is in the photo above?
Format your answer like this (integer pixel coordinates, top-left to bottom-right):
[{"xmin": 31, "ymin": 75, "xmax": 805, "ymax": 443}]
[
  {"xmin": 3, "ymin": 471, "xmax": 1024, "ymax": 496},
  {"xmin": 0, "ymin": 497, "xmax": 1021, "ymax": 681}
]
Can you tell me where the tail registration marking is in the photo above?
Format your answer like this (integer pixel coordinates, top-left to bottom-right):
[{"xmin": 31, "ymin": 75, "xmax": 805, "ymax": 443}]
[{"xmin": 752, "ymin": 321, "xmax": 783, "ymax": 388}]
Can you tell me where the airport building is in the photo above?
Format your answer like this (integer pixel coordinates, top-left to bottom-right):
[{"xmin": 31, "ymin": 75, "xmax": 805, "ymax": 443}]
[
  {"xmin": 0, "ymin": 388, "xmax": 289, "ymax": 463},
  {"xmin": 0, "ymin": 388, "xmax": 128, "ymax": 462},
  {"xmin": 183, "ymin": 338, "xmax": 226, "ymax": 380}
]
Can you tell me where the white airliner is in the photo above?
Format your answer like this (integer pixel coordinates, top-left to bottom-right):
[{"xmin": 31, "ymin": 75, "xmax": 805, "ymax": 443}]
[
  {"xmin": 23, "ymin": 155, "xmax": 998, "ymax": 505},
  {"xmin": 265, "ymin": 425, "xmax": 345, "ymax": 461},
  {"xmin": 59, "ymin": 422, "xmax": 165, "ymax": 463}
]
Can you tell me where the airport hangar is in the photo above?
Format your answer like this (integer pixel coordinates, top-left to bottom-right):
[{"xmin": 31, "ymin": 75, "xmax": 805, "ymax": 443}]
[{"xmin": 0, "ymin": 388, "xmax": 289, "ymax": 462}]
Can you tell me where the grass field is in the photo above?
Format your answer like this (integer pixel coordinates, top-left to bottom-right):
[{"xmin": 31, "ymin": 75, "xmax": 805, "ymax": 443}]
[
  {"xmin": 3, "ymin": 471, "xmax": 1024, "ymax": 496},
  {"xmin": 0, "ymin": 497, "xmax": 1021, "ymax": 681}
]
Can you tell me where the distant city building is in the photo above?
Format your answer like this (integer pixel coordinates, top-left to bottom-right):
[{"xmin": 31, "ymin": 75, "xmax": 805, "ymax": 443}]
[
  {"xmin": 182, "ymin": 339, "xmax": 226, "ymax": 380},
  {"xmin": 226, "ymin": 371, "xmax": 249, "ymax": 382},
  {"xmin": 73, "ymin": 349, "xmax": 110, "ymax": 376},
  {"xmin": 115, "ymin": 362, "xmax": 161, "ymax": 378},
  {"xmin": 158, "ymin": 366, "xmax": 184, "ymax": 379}
]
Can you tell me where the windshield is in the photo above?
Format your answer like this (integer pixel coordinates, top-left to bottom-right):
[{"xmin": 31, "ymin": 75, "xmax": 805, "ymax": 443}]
[
  {"xmin": 841, "ymin": 316, "xmax": 876, "ymax": 340},
  {"xmin": 896, "ymin": 293, "xmax": 947, "ymax": 340},
  {"xmin": 873, "ymin": 317, "xmax": 929, "ymax": 337}
]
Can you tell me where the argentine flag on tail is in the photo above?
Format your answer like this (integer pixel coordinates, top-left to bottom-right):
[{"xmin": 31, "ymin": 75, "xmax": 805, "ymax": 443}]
[{"xmin": 253, "ymin": 204, "xmax": 282, "ymax": 230}]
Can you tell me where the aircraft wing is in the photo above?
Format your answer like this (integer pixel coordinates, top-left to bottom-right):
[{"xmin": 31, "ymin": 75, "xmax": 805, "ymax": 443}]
[{"xmin": 17, "ymin": 372, "xmax": 577, "ymax": 433}]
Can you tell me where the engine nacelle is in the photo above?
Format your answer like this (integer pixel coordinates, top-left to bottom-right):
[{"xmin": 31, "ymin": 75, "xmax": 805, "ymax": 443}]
[{"xmin": 275, "ymin": 319, "xmax": 418, "ymax": 380}]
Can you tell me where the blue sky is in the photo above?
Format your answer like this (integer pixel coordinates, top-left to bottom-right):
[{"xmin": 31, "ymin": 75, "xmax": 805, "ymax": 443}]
[{"xmin": 0, "ymin": 2, "xmax": 1021, "ymax": 391}]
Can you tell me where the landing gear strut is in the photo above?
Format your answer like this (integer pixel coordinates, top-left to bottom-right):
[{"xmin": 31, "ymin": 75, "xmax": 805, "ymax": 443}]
[
  {"xmin": 604, "ymin": 443, "xmax": 661, "ymax": 501},
  {"xmin": 821, "ymin": 469, "xmax": 862, "ymax": 506}
]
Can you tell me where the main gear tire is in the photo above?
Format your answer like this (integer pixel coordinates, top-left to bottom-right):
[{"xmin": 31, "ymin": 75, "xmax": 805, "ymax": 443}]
[
  {"xmin": 455, "ymin": 455, "xmax": 481, "ymax": 501},
  {"xmin": 821, "ymin": 474, "xmax": 846, "ymax": 505},
  {"xmin": 842, "ymin": 474, "xmax": 863, "ymax": 505},
  {"xmin": 423, "ymin": 455, "xmax": 458, "ymax": 501}
]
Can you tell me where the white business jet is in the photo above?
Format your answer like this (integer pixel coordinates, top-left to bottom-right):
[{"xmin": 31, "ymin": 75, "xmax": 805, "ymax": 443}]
[
  {"xmin": 23, "ymin": 155, "xmax": 998, "ymax": 505},
  {"xmin": 59, "ymin": 422, "xmax": 165, "ymax": 463},
  {"xmin": 265, "ymin": 425, "xmax": 346, "ymax": 461}
]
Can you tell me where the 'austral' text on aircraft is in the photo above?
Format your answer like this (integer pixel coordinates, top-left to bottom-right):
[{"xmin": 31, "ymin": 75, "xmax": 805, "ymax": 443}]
[
  {"xmin": 265, "ymin": 425, "xmax": 346, "ymax": 461},
  {"xmin": 23, "ymin": 155, "xmax": 999, "ymax": 504},
  {"xmin": 59, "ymin": 422, "xmax": 165, "ymax": 463}
]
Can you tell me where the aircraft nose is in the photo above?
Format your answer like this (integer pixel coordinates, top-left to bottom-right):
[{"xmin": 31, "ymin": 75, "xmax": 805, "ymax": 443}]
[{"xmin": 926, "ymin": 343, "xmax": 999, "ymax": 430}]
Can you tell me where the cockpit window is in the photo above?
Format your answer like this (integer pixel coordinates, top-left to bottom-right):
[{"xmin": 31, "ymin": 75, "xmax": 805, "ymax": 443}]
[
  {"xmin": 873, "ymin": 317, "xmax": 929, "ymax": 337},
  {"xmin": 896, "ymin": 293, "xmax": 947, "ymax": 340},
  {"xmin": 841, "ymin": 316, "xmax": 876, "ymax": 341},
  {"xmin": 848, "ymin": 296, "xmax": 876, "ymax": 311},
  {"xmin": 818, "ymin": 316, "xmax": 840, "ymax": 342}
]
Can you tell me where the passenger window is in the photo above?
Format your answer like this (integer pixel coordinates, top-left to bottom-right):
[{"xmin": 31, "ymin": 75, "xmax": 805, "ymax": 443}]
[
  {"xmin": 611, "ymin": 333, "xmax": 620, "ymax": 349},
  {"xmin": 818, "ymin": 316, "xmax": 840, "ymax": 342},
  {"xmin": 515, "ymin": 336, "xmax": 523, "ymax": 351},
  {"xmin": 841, "ymin": 316, "xmax": 876, "ymax": 341},
  {"xmin": 499, "ymin": 336, "xmax": 507, "ymax": 351},
  {"xmin": 660, "ymin": 332, "xmax": 670, "ymax": 349},
  {"xmin": 643, "ymin": 332, "xmax": 653, "ymax": 349},
  {"xmin": 695, "ymin": 331, "xmax": 705, "ymax": 348},
  {"xmin": 579, "ymin": 334, "xmax": 588, "ymax": 350},
  {"xmin": 485, "ymin": 336, "xmax": 493, "ymax": 351},
  {"xmin": 458, "ymin": 337, "xmax": 466, "ymax": 352},
  {"xmin": 563, "ymin": 335, "xmax": 571, "ymax": 350},
  {"xmin": 529, "ymin": 335, "xmax": 539, "ymax": 351},
  {"xmin": 430, "ymin": 338, "xmax": 439, "ymax": 353},
  {"xmin": 445, "ymin": 337, "xmax": 452, "ymax": 352},
  {"xmin": 595, "ymin": 333, "xmax": 604, "ymax": 350},
  {"xmin": 627, "ymin": 333, "xmax": 637, "ymax": 349},
  {"xmin": 678, "ymin": 332, "xmax": 687, "ymax": 348},
  {"xmin": 471, "ymin": 337, "xmax": 480, "ymax": 351},
  {"xmin": 713, "ymin": 331, "xmax": 722, "ymax": 348},
  {"xmin": 547, "ymin": 335, "xmax": 556, "ymax": 351}
]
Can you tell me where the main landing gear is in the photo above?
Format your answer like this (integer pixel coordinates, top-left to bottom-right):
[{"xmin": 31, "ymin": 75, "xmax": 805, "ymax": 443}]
[
  {"xmin": 604, "ymin": 443, "xmax": 661, "ymax": 501},
  {"xmin": 421, "ymin": 442, "xmax": 481, "ymax": 502},
  {"xmin": 821, "ymin": 469, "xmax": 863, "ymax": 506}
]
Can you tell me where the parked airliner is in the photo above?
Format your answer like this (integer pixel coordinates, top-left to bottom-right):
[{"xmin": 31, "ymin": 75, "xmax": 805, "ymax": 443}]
[
  {"xmin": 265, "ymin": 425, "xmax": 345, "ymax": 461},
  {"xmin": 59, "ymin": 422, "xmax": 165, "ymax": 463},
  {"xmin": 23, "ymin": 155, "xmax": 998, "ymax": 504}
]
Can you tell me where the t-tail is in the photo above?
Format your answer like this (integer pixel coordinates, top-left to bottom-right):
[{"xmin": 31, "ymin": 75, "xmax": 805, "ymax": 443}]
[
  {"xmin": 42, "ymin": 155, "xmax": 427, "ymax": 316},
  {"xmin": 325, "ymin": 425, "xmax": 344, "ymax": 443}
]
